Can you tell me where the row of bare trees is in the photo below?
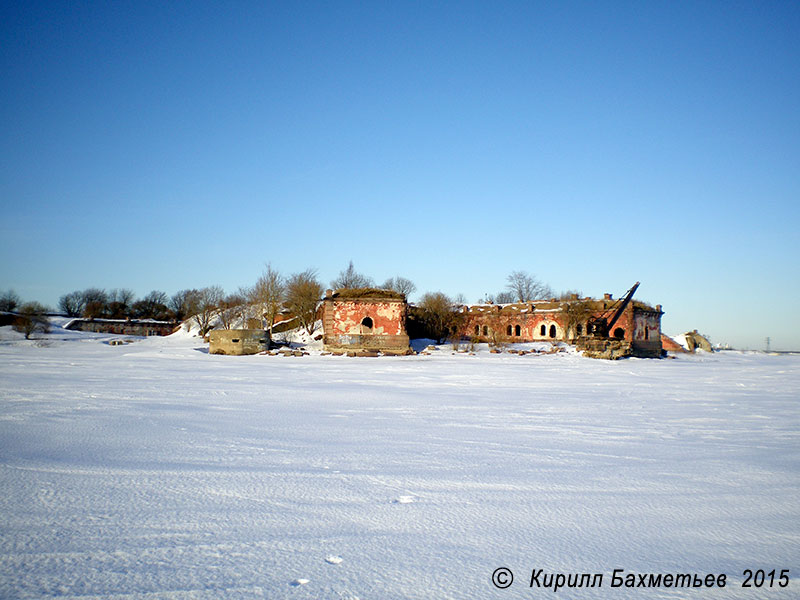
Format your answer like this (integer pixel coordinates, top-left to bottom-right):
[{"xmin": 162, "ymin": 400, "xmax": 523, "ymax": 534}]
[
  {"xmin": 245, "ymin": 265, "xmax": 323, "ymax": 336},
  {"xmin": 247, "ymin": 262, "xmax": 418, "ymax": 336},
  {"xmin": 54, "ymin": 287, "xmax": 229, "ymax": 336},
  {"xmin": 59, "ymin": 288, "xmax": 174, "ymax": 320},
  {"xmin": 6, "ymin": 264, "xmax": 561, "ymax": 342},
  {"xmin": 48, "ymin": 263, "xmax": 419, "ymax": 337},
  {"xmin": 329, "ymin": 260, "xmax": 417, "ymax": 298}
]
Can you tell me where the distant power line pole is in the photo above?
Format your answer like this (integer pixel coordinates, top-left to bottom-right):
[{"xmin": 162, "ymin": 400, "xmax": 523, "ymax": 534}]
[{"xmin": 765, "ymin": 337, "xmax": 771, "ymax": 352}]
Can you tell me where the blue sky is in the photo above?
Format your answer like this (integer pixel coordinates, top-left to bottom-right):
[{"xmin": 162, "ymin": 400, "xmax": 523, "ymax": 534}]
[{"xmin": 1, "ymin": 1, "xmax": 798, "ymax": 350}]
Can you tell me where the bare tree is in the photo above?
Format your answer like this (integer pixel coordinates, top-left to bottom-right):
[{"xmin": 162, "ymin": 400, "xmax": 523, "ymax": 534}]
[
  {"xmin": 286, "ymin": 269, "xmax": 323, "ymax": 334},
  {"xmin": 170, "ymin": 289, "xmax": 200, "ymax": 323},
  {"xmin": 418, "ymin": 292, "xmax": 463, "ymax": 344},
  {"xmin": 107, "ymin": 288, "xmax": 135, "ymax": 318},
  {"xmin": 331, "ymin": 261, "xmax": 373, "ymax": 289},
  {"xmin": 0, "ymin": 289, "xmax": 20, "ymax": 312},
  {"xmin": 236, "ymin": 285, "xmax": 257, "ymax": 327},
  {"xmin": 110, "ymin": 288, "xmax": 135, "ymax": 305},
  {"xmin": 132, "ymin": 290, "xmax": 171, "ymax": 320},
  {"xmin": 193, "ymin": 286, "xmax": 224, "ymax": 337},
  {"xmin": 251, "ymin": 264, "xmax": 285, "ymax": 331},
  {"xmin": 217, "ymin": 292, "xmax": 246, "ymax": 330},
  {"xmin": 58, "ymin": 291, "xmax": 85, "ymax": 317},
  {"xmin": 505, "ymin": 271, "xmax": 553, "ymax": 302},
  {"xmin": 13, "ymin": 302, "xmax": 50, "ymax": 339},
  {"xmin": 494, "ymin": 291, "xmax": 516, "ymax": 304},
  {"xmin": 81, "ymin": 288, "xmax": 109, "ymax": 318},
  {"xmin": 381, "ymin": 276, "xmax": 416, "ymax": 298}
]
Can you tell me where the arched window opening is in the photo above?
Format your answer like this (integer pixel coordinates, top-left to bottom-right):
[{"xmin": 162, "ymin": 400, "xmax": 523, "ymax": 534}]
[
  {"xmin": 515, "ymin": 324, "xmax": 521, "ymax": 336},
  {"xmin": 644, "ymin": 328, "xmax": 649, "ymax": 340},
  {"xmin": 507, "ymin": 325, "xmax": 512, "ymax": 336},
  {"xmin": 549, "ymin": 324, "xmax": 556, "ymax": 338},
  {"xmin": 361, "ymin": 317, "xmax": 373, "ymax": 331},
  {"xmin": 483, "ymin": 326, "xmax": 488, "ymax": 336},
  {"xmin": 540, "ymin": 324, "xmax": 546, "ymax": 336},
  {"xmin": 576, "ymin": 324, "xmax": 583, "ymax": 336},
  {"xmin": 475, "ymin": 325, "xmax": 480, "ymax": 336},
  {"xmin": 613, "ymin": 327, "xmax": 625, "ymax": 339}
]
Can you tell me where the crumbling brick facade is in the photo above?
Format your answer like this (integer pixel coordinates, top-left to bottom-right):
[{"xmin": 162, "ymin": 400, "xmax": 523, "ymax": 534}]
[
  {"xmin": 458, "ymin": 296, "xmax": 664, "ymax": 358},
  {"xmin": 321, "ymin": 288, "xmax": 663, "ymax": 358},
  {"xmin": 321, "ymin": 289, "xmax": 411, "ymax": 355},
  {"xmin": 661, "ymin": 333, "xmax": 687, "ymax": 353}
]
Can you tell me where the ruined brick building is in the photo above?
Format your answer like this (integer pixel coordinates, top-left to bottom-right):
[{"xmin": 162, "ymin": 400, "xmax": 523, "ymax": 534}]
[
  {"xmin": 459, "ymin": 294, "xmax": 663, "ymax": 357},
  {"xmin": 320, "ymin": 288, "xmax": 664, "ymax": 358},
  {"xmin": 321, "ymin": 288, "xmax": 412, "ymax": 355}
]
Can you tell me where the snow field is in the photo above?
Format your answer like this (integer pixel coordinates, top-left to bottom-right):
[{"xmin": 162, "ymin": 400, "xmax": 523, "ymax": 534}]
[{"xmin": 0, "ymin": 328, "xmax": 798, "ymax": 598}]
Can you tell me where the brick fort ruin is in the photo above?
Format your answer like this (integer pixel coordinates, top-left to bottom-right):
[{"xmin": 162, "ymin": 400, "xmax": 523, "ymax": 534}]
[
  {"xmin": 320, "ymin": 285, "xmax": 664, "ymax": 359},
  {"xmin": 321, "ymin": 288, "xmax": 413, "ymax": 355}
]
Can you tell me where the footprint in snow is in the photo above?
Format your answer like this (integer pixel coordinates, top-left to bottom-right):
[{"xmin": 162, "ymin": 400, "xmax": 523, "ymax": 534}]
[
  {"xmin": 290, "ymin": 578, "xmax": 309, "ymax": 586},
  {"xmin": 395, "ymin": 495, "xmax": 415, "ymax": 504},
  {"xmin": 325, "ymin": 555, "xmax": 343, "ymax": 564}
]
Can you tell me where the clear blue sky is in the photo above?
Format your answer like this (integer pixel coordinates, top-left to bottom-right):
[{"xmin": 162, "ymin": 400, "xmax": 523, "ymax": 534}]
[{"xmin": 2, "ymin": 1, "xmax": 798, "ymax": 350}]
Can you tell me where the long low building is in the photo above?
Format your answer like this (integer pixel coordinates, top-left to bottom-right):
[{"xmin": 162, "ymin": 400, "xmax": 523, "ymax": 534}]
[
  {"xmin": 64, "ymin": 318, "xmax": 178, "ymax": 337},
  {"xmin": 458, "ymin": 294, "xmax": 664, "ymax": 358}
]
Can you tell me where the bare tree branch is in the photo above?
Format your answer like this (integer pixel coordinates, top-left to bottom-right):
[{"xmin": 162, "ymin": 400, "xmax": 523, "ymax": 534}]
[
  {"xmin": 286, "ymin": 269, "xmax": 323, "ymax": 335},
  {"xmin": 505, "ymin": 271, "xmax": 553, "ymax": 302},
  {"xmin": 331, "ymin": 261, "xmax": 373, "ymax": 289}
]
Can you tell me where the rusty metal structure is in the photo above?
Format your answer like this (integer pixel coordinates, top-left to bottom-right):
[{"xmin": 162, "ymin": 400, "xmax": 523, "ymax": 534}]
[
  {"xmin": 577, "ymin": 282, "xmax": 662, "ymax": 359},
  {"xmin": 586, "ymin": 282, "xmax": 640, "ymax": 339}
]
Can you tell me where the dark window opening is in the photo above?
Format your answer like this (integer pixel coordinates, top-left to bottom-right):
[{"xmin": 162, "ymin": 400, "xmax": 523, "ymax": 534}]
[
  {"xmin": 614, "ymin": 327, "xmax": 625, "ymax": 339},
  {"xmin": 540, "ymin": 324, "xmax": 546, "ymax": 336},
  {"xmin": 576, "ymin": 324, "xmax": 583, "ymax": 336},
  {"xmin": 506, "ymin": 325, "xmax": 512, "ymax": 336},
  {"xmin": 515, "ymin": 324, "xmax": 521, "ymax": 336},
  {"xmin": 483, "ymin": 326, "xmax": 488, "ymax": 336},
  {"xmin": 361, "ymin": 317, "xmax": 373, "ymax": 330},
  {"xmin": 644, "ymin": 328, "xmax": 649, "ymax": 340},
  {"xmin": 549, "ymin": 325, "xmax": 556, "ymax": 338},
  {"xmin": 475, "ymin": 325, "xmax": 480, "ymax": 336},
  {"xmin": 231, "ymin": 339, "xmax": 240, "ymax": 343}
]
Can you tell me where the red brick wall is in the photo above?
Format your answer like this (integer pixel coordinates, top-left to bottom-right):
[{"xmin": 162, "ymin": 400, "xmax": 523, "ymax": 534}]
[
  {"xmin": 325, "ymin": 300, "xmax": 406, "ymax": 336},
  {"xmin": 322, "ymin": 296, "xmax": 410, "ymax": 353},
  {"xmin": 458, "ymin": 302, "xmax": 662, "ymax": 347}
]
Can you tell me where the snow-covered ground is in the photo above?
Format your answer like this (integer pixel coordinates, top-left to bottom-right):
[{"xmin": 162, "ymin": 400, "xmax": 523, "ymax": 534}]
[{"xmin": 1, "ymin": 324, "xmax": 798, "ymax": 599}]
